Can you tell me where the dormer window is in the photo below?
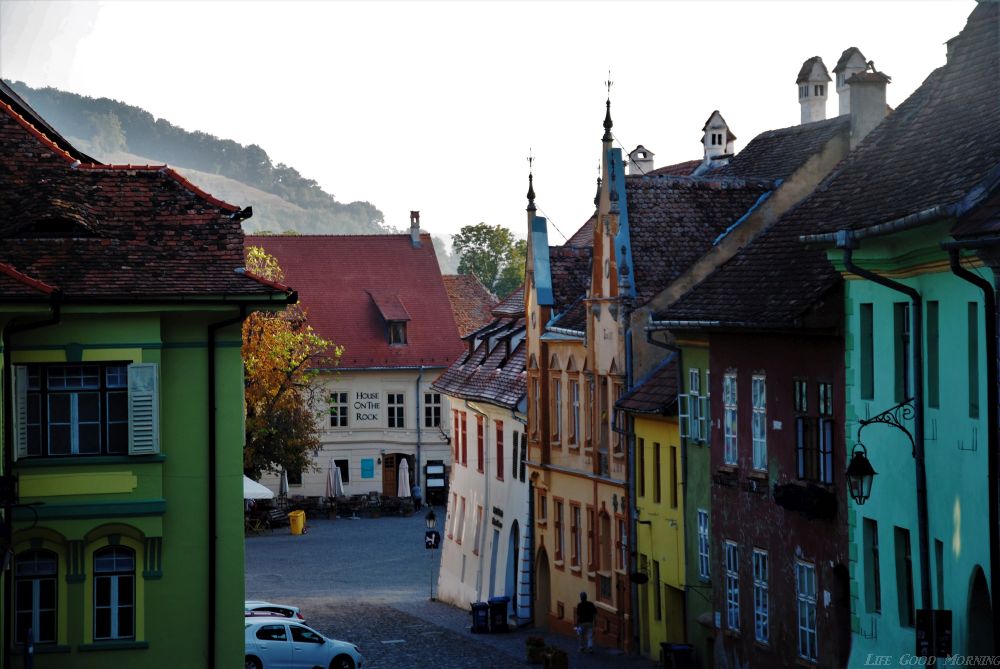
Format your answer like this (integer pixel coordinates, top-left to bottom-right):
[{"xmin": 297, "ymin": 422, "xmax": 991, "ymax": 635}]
[
  {"xmin": 388, "ymin": 321, "xmax": 407, "ymax": 345},
  {"xmin": 710, "ymin": 133, "xmax": 725, "ymax": 146},
  {"xmin": 814, "ymin": 85, "xmax": 824, "ymax": 96}
]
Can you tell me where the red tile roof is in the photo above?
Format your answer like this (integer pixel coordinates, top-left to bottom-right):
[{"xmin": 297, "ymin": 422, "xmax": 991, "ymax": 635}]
[
  {"xmin": 442, "ymin": 274, "xmax": 498, "ymax": 336},
  {"xmin": 432, "ymin": 316, "xmax": 526, "ymax": 409},
  {"xmin": 616, "ymin": 354, "xmax": 679, "ymax": 415},
  {"xmin": 0, "ymin": 261, "xmax": 58, "ymax": 296},
  {"xmin": 493, "ymin": 285, "xmax": 524, "ymax": 317},
  {"xmin": 0, "ymin": 96, "xmax": 289, "ymax": 302},
  {"xmin": 648, "ymin": 159, "xmax": 702, "ymax": 177},
  {"xmin": 246, "ymin": 234, "xmax": 464, "ymax": 369},
  {"xmin": 564, "ymin": 215, "xmax": 596, "ymax": 247}
]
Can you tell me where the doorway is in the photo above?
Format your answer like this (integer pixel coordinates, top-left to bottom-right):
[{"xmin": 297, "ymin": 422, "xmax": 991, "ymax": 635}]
[
  {"xmin": 535, "ymin": 547, "xmax": 550, "ymax": 629},
  {"xmin": 506, "ymin": 521, "xmax": 520, "ymax": 618},
  {"xmin": 382, "ymin": 453, "xmax": 414, "ymax": 496},
  {"xmin": 967, "ymin": 565, "xmax": 994, "ymax": 654}
]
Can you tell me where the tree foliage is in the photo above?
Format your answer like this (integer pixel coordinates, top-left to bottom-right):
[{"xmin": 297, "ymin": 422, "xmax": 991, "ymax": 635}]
[
  {"xmin": 452, "ymin": 223, "xmax": 525, "ymax": 299},
  {"xmin": 242, "ymin": 247, "xmax": 341, "ymax": 479}
]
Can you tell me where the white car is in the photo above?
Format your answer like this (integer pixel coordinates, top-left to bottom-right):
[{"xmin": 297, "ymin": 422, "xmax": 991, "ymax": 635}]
[
  {"xmin": 245, "ymin": 618, "xmax": 363, "ymax": 669},
  {"xmin": 245, "ymin": 599, "xmax": 306, "ymax": 623}
]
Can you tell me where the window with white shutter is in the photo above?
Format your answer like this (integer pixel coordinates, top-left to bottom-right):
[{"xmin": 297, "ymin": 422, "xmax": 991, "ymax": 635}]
[{"xmin": 127, "ymin": 363, "xmax": 159, "ymax": 455}]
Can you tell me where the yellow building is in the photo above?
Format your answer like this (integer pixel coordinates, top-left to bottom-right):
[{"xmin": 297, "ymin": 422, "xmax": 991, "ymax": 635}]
[{"xmin": 617, "ymin": 355, "xmax": 685, "ymax": 659}]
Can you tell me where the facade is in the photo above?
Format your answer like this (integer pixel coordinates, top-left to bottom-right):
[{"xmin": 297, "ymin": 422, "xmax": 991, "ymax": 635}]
[
  {"xmin": 432, "ymin": 290, "xmax": 530, "ymax": 619},
  {"xmin": 0, "ymin": 81, "xmax": 292, "ymax": 668},
  {"xmin": 247, "ymin": 219, "xmax": 463, "ymax": 499}
]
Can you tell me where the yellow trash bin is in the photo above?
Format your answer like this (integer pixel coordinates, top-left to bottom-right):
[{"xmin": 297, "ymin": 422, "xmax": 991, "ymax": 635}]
[{"xmin": 288, "ymin": 510, "xmax": 306, "ymax": 535}]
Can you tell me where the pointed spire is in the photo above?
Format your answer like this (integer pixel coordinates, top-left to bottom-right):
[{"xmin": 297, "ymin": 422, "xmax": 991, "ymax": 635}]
[
  {"xmin": 594, "ymin": 176, "xmax": 602, "ymax": 207},
  {"xmin": 526, "ymin": 150, "xmax": 536, "ymax": 212},
  {"xmin": 603, "ymin": 72, "xmax": 614, "ymax": 142}
]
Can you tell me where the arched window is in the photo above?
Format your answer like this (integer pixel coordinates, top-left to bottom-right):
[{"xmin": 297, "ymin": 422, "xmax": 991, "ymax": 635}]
[
  {"xmin": 15, "ymin": 550, "xmax": 57, "ymax": 644},
  {"xmin": 94, "ymin": 546, "xmax": 135, "ymax": 640}
]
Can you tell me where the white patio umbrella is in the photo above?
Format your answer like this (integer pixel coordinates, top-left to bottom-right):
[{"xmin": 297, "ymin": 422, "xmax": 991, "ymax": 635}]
[
  {"xmin": 397, "ymin": 457, "xmax": 411, "ymax": 497},
  {"xmin": 333, "ymin": 465, "xmax": 345, "ymax": 497},
  {"xmin": 243, "ymin": 476, "xmax": 274, "ymax": 500},
  {"xmin": 325, "ymin": 460, "xmax": 336, "ymax": 498}
]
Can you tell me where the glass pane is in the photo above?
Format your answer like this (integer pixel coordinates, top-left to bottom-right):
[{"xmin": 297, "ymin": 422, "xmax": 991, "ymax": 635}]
[
  {"xmin": 48, "ymin": 394, "xmax": 71, "ymax": 422},
  {"xmin": 118, "ymin": 576, "xmax": 134, "ymax": 605},
  {"xmin": 48, "ymin": 426, "xmax": 71, "ymax": 455},
  {"xmin": 107, "ymin": 392, "xmax": 128, "ymax": 422},
  {"xmin": 95, "ymin": 576, "xmax": 111, "ymax": 605},
  {"xmin": 108, "ymin": 424, "xmax": 128, "ymax": 454},
  {"xmin": 39, "ymin": 578, "xmax": 55, "ymax": 604},
  {"xmin": 291, "ymin": 626, "xmax": 323, "ymax": 643},
  {"xmin": 15, "ymin": 582, "xmax": 32, "ymax": 610},
  {"xmin": 38, "ymin": 610, "xmax": 56, "ymax": 643},
  {"xmin": 118, "ymin": 606, "xmax": 134, "ymax": 638},
  {"xmin": 106, "ymin": 365, "xmax": 128, "ymax": 388},
  {"xmin": 15, "ymin": 612, "xmax": 32, "ymax": 642},
  {"xmin": 257, "ymin": 625, "xmax": 288, "ymax": 641},
  {"xmin": 78, "ymin": 393, "xmax": 100, "ymax": 421},
  {"xmin": 78, "ymin": 425, "xmax": 101, "ymax": 454},
  {"xmin": 95, "ymin": 607, "xmax": 111, "ymax": 639}
]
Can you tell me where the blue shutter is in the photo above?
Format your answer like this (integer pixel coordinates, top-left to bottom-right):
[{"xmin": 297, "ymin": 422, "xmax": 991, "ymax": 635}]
[{"xmin": 128, "ymin": 363, "xmax": 159, "ymax": 455}]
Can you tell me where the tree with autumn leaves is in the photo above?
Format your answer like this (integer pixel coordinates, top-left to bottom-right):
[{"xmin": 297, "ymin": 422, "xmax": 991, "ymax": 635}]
[{"xmin": 242, "ymin": 246, "xmax": 341, "ymax": 479}]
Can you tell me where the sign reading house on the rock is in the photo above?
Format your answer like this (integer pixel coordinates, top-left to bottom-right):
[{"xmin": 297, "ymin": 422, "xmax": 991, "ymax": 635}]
[{"xmin": 354, "ymin": 391, "xmax": 381, "ymax": 423}]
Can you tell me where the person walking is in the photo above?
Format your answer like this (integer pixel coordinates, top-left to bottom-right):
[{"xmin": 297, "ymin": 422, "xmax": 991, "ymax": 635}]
[
  {"xmin": 575, "ymin": 591, "xmax": 597, "ymax": 653},
  {"xmin": 411, "ymin": 483, "xmax": 423, "ymax": 511}
]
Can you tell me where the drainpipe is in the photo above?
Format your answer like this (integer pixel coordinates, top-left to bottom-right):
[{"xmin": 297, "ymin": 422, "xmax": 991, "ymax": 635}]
[
  {"xmin": 624, "ymin": 325, "xmax": 640, "ymax": 654},
  {"xmin": 207, "ymin": 306, "xmax": 246, "ymax": 669},
  {"xmin": 1, "ymin": 298, "xmax": 61, "ymax": 669},
  {"xmin": 467, "ymin": 400, "xmax": 490, "ymax": 601},
  {"xmin": 416, "ymin": 366, "xmax": 423, "ymax": 493},
  {"xmin": 841, "ymin": 240, "xmax": 932, "ymax": 612},
  {"xmin": 947, "ymin": 249, "xmax": 1000, "ymax": 646}
]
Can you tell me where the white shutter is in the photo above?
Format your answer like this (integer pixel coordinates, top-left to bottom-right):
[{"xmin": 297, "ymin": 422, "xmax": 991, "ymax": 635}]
[
  {"xmin": 12, "ymin": 366, "xmax": 28, "ymax": 460},
  {"xmin": 699, "ymin": 396, "xmax": 709, "ymax": 443},
  {"xmin": 678, "ymin": 394, "xmax": 690, "ymax": 439},
  {"xmin": 128, "ymin": 363, "xmax": 160, "ymax": 455}
]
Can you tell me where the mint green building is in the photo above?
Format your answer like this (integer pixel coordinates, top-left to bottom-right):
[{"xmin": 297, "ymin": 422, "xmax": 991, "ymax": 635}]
[{"xmin": 0, "ymin": 82, "xmax": 292, "ymax": 667}]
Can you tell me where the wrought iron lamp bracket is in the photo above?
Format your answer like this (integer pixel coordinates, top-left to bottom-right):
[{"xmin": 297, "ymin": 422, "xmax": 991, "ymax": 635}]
[{"xmin": 857, "ymin": 397, "xmax": 916, "ymax": 456}]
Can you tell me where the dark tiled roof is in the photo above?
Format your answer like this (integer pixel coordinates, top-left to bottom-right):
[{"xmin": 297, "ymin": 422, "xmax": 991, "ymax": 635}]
[
  {"xmin": 716, "ymin": 116, "xmax": 849, "ymax": 181},
  {"xmin": 564, "ymin": 215, "xmax": 596, "ymax": 248},
  {"xmin": 493, "ymin": 285, "xmax": 524, "ymax": 317},
  {"xmin": 549, "ymin": 247, "xmax": 591, "ymax": 314},
  {"xmin": 616, "ymin": 354, "xmax": 679, "ymax": 415},
  {"xmin": 247, "ymin": 234, "xmax": 464, "ymax": 369},
  {"xmin": 431, "ymin": 317, "xmax": 526, "ymax": 410},
  {"xmin": 648, "ymin": 159, "xmax": 702, "ymax": 177},
  {"xmin": 626, "ymin": 175, "xmax": 774, "ymax": 303},
  {"xmin": 953, "ymin": 185, "xmax": 1000, "ymax": 238},
  {"xmin": 442, "ymin": 274, "xmax": 499, "ymax": 336},
  {"xmin": 662, "ymin": 2, "xmax": 1000, "ymax": 327},
  {"xmin": 797, "ymin": 56, "xmax": 831, "ymax": 83},
  {"xmin": 833, "ymin": 47, "xmax": 865, "ymax": 73},
  {"xmin": 0, "ymin": 106, "xmax": 287, "ymax": 301},
  {"xmin": 0, "ymin": 80, "xmax": 97, "ymax": 164}
]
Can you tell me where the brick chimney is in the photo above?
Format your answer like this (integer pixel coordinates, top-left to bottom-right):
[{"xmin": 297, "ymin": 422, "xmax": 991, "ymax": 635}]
[
  {"xmin": 848, "ymin": 68, "xmax": 891, "ymax": 149},
  {"xmin": 797, "ymin": 56, "xmax": 831, "ymax": 124},
  {"xmin": 628, "ymin": 145, "xmax": 655, "ymax": 175},
  {"xmin": 410, "ymin": 211, "xmax": 421, "ymax": 248}
]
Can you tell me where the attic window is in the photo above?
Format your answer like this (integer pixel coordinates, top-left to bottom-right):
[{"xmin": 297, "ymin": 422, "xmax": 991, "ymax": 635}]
[
  {"xmin": 388, "ymin": 321, "xmax": 407, "ymax": 345},
  {"xmin": 814, "ymin": 85, "xmax": 824, "ymax": 96},
  {"xmin": 711, "ymin": 133, "xmax": 724, "ymax": 146},
  {"xmin": 799, "ymin": 85, "xmax": 809, "ymax": 98}
]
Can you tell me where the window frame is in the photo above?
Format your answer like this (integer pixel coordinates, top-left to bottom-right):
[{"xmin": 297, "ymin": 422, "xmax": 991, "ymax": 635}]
[
  {"xmin": 569, "ymin": 379, "xmax": 580, "ymax": 447},
  {"xmin": 796, "ymin": 560, "xmax": 818, "ymax": 662},
  {"xmin": 570, "ymin": 503, "xmax": 582, "ymax": 568},
  {"xmin": 752, "ymin": 549, "xmax": 769, "ymax": 645},
  {"xmin": 387, "ymin": 392, "xmax": 405, "ymax": 429},
  {"xmin": 495, "ymin": 421, "xmax": 504, "ymax": 481},
  {"xmin": 15, "ymin": 549, "xmax": 58, "ymax": 644},
  {"xmin": 751, "ymin": 375, "xmax": 766, "ymax": 471},
  {"xmin": 93, "ymin": 545, "xmax": 136, "ymax": 641},
  {"xmin": 723, "ymin": 373, "xmax": 738, "ymax": 466},
  {"xmin": 554, "ymin": 499, "xmax": 565, "ymax": 562},
  {"xmin": 697, "ymin": 510, "xmax": 710, "ymax": 581},
  {"xmin": 423, "ymin": 392, "xmax": 442, "ymax": 428},
  {"xmin": 329, "ymin": 391, "xmax": 349, "ymax": 428},
  {"xmin": 724, "ymin": 540, "xmax": 740, "ymax": 632}
]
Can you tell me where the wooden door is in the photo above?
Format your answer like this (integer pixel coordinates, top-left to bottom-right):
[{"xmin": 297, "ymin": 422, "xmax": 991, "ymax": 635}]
[{"xmin": 382, "ymin": 454, "xmax": 396, "ymax": 496}]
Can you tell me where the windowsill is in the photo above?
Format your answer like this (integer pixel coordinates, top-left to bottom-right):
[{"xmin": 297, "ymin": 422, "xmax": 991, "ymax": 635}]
[
  {"xmin": 79, "ymin": 640, "xmax": 149, "ymax": 652},
  {"xmin": 570, "ymin": 565, "xmax": 582, "ymax": 575},
  {"xmin": 795, "ymin": 658, "xmax": 818, "ymax": 668},
  {"xmin": 724, "ymin": 629, "xmax": 741, "ymax": 639},
  {"xmin": 568, "ymin": 443, "xmax": 579, "ymax": 450},
  {"xmin": 586, "ymin": 570, "xmax": 596, "ymax": 579},
  {"xmin": 11, "ymin": 644, "xmax": 71, "ymax": 655},
  {"xmin": 612, "ymin": 451, "xmax": 625, "ymax": 459},
  {"xmin": 595, "ymin": 600, "xmax": 617, "ymax": 613},
  {"xmin": 754, "ymin": 640, "xmax": 770, "ymax": 651},
  {"xmin": 554, "ymin": 559, "xmax": 565, "ymax": 570},
  {"xmin": 718, "ymin": 465, "xmax": 738, "ymax": 474},
  {"xmin": 17, "ymin": 454, "xmax": 166, "ymax": 467},
  {"xmin": 537, "ymin": 520, "xmax": 547, "ymax": 527},
  {"xmin": 747, "ymin": 470, "xmax": 768, "ymax": 480}
]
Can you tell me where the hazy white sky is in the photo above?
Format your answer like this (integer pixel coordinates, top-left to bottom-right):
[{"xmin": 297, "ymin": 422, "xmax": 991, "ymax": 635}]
[{"xmin": 0, "ymin": 0, "xmax": 974, "ymax": 242}]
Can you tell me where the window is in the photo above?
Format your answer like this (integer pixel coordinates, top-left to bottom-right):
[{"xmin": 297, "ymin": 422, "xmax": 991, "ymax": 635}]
[
  {"xmin": 586, "ymin": 379, "xmax": 594, "ymax": 447},
  {"xmin": 689, "ymin": 368, "xmax": 703, "ymax": 442},
  {"xmin": 571, "ymin": 504, "xmax": 581, "ymax": 567},
  {"xmin": 538, "ymin": 491, "xmax": 547, "ymax": 523},
  {"xmin": 864, "ymin": 518, "xmax": 881, "ymax": 613},
  {"xmin": 519, "ymin": 432, "xmax": 527, "ymax": 482},
  {"xmin": 476, "ymin": 416, "xmax": 485, "ymax": 473},
  {"xmin": 796, "ymin": 381, "xmax": 835, "ymax": 485},
  {"xmin": 15, "ymin": 550, "xmax": 57, "ymax": 644},
  {"xmin": 554, "ymin": 500, "xmax": 564, "ymax": 561},
  {"xmin": 256, "ymin": 624, "xmax": 287, "ymax": 641},
  {"xmin": 569, "ymin": 380, "xmax": 580, "ymax": 445},
  {"xmin": 799, "ymin": 85, "xmax": 809, "ymax": 98},
  {"xmin": 334, "ymin": 459, "xmax": 350, "ymax": 484},
  {"xmin": 670, "ymin": 445, "xmax": 678, "ymax": 509},
  {"xmin": 653, "ymin": 442, "xmax": 662, "ymax": 503},
  {"xmin": 818, "ymin": 383, "xmax": 834, "ymax": 484},
  {"xmin": 290, "ymin": 625, "xmax": 324, "ymax": 644},
  {"xmin": 531, "ymin": 378, "xmax": 540, "ymax": 438},
  {"xmin": 388, "ymin": 321, "xmax": 407, "ymax": 345},
  {"xmin": 725, "ymin": 541, "xmax": 739, "ymax": 631},
  {"xmin": 448, "ymin": 492, "xmax": 457, "ymax": 539},
  {"xmin": 723, "ymin": 373, "xmax": 738, "ymax": 465},
  {"xmin": 751, "ymin": 375, "xmax": 766, "ymax": 470},
  {"xmin": 638, "ymin": 438, "xmax": 646, "ymax": 498},
  {"xmin": 551, "ymin": 378, "xmax": 562, "ymax": 443},
  {"xmin": 894, "ymin": 302, "xmax": 911, "ymax": 403},
  {"xmin": 460, "ymin": 412, "xmax": 468, "ymax": 466},
  {"xmin": 599, "ymin": 513, "xmax": 612, "ymax": 601},
  {"xmin": 753, "ymin": 549, "xmax": 769, "ymax": 644},
  {"xmin": 653, "ymin": 560, "xmax": 662, "ymax": 621},
  {"xmin": 860, "ymin": 303, "xmax": 874, "ymax": 399},
  {"xmin": 456, "ymin": 497, "xmax": 467, "ymax": 544},
  {"xmin": 18, "ymin": 363, "xmax": 136, "ymax": 457},
  {"xmin": 895, "ymin": 526, "xmax": 914, "ymax": 627},
  {"xmin": 927, "ymin": 301, "xmax": 939, "ymax": 408},
  {"xmin": 387, "ymin": 393, "xmax": 405, "ymax": 428},
  {"xmin": 587, "ymin": 507, "xmax": 595, "ymax": 571},
  {"xmin": 617, "ymin": 516, "xmax": 627, "ymax": 571},
  {"xmin": 329, "ymin": 391, "xmax": 349, "ymax": 427},
  {"xmin": 453, "ymin": 410, "xmax": 460, "ymax": 460},
  {"xmin": 94, "ymin": 546, "xmax": 135, "ymax": 640},
  {"xmin": 796, "ymin": 561, "xmax": 818, "ymax": 662},
  {"xmin": 286, "ymin": 468, "xmax": 302, "ymax": 486},
  {"xmin": 613, "ymin": 383, "xmax": 625, "ymax": 453},
  {"xmin": 473, "ymin": 506, "xmax": 483, "ymax": 554},
  {"xmin": 424, "ymin": 392, "xmax": 441, "ymax": 428},
  {"xmin": 697, "ymin": 510, "xmax": 710, "ymax": 580},
  {"xmin": 496, "ymin": 421, "xmax": 504, "ymax": 481},
  {"xmin": 814, "ymin": 84, "xmax": 824, "ymax": 96},
  {"xmin": 969, "ymin": 302, "xmax": 980, "ymax": 418}
]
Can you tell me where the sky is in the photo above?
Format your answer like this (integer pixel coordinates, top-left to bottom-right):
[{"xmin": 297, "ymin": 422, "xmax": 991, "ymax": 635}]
[{"xmin": 0, "ymin": 0, "xmax": 975, "ymax": 244}]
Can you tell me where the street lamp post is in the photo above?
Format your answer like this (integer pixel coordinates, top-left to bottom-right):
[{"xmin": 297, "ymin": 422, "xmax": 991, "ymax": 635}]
[{"xmin": 425, "ymin": 508, "xmax": 437, "ymax": 601}]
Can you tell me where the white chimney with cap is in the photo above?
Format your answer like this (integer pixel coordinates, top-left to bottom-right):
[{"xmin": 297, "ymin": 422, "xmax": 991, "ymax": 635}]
[
  {"xmin": 410, "ymin": 211, "xmax": 422, "ymax": 248},
  {"xmin": 833, "ymin": 47, "xmax": 868, "ymax": 116},
  {"xmin": 848, "ymin": 66, "xmax": 891, "ymax": 149},
  {"xmin": 797, "ymin": 56, "xmax": 831, "ymax": 124},
  {"xmin": 628, "ymin": 145, "xmax": 655, "ymax": 175}
]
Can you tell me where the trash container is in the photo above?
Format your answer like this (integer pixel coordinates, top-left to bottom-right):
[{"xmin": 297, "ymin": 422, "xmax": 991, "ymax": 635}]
[
  {"xmin": 487, "ymin": 596, "xmax": 510, "ymax": 633},
  {"xmin": 288, "ymin": 510, "xmax": 306, "ymax": 535},
  {"xmin": 470, "ymin": 602, "xmax": 490, "ymax": 633},
  {"xmin": 661, "ymin": 642, "xmax": 694, "ymax": 669}
]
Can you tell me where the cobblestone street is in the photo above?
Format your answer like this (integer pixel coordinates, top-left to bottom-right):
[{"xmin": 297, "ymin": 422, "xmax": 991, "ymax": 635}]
[{"xmin": 246, "ymin": 512, "xmax": 659, "ymax": 669}]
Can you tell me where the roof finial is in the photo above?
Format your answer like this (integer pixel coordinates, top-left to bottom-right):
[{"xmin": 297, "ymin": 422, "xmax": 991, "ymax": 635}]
[
  {"xmin": 603, "ymin": 71, "xmax": 614, "ymax": 142},
  {"xmin": 594, "ymin": 162, "xmax": 602, "ymax": 207},
  {"xmin": 526, "ymin": 149, "xmax": 536, "ymax": 211}
]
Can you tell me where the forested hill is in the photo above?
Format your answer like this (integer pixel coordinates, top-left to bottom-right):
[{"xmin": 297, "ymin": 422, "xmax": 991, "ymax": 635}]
[{"xmin": 4, "ymin": 80, "xmax": 388, "ymax": 236}]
